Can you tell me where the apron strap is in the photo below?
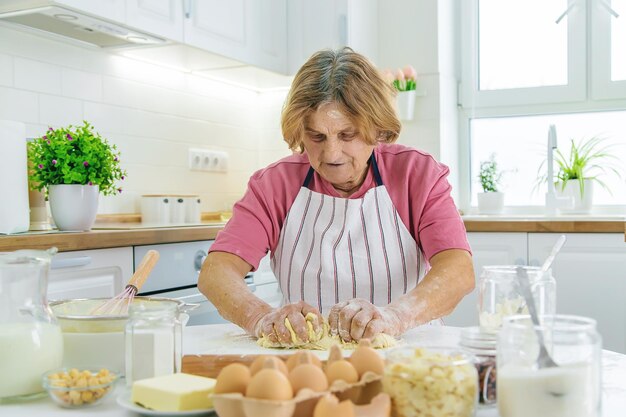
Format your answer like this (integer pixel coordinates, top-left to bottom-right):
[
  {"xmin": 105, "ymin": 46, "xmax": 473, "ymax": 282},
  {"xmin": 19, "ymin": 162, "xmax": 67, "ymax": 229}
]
[{"xmin": 302, "ymin": 152, "xmax": 384, "ymax": 188}]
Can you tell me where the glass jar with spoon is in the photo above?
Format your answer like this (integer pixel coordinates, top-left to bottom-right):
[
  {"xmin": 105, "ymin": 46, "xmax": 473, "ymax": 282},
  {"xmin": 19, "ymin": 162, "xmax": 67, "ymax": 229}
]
[{"xmin": 497, "ymin": 314, "xmax": 601, "ymax": 417}]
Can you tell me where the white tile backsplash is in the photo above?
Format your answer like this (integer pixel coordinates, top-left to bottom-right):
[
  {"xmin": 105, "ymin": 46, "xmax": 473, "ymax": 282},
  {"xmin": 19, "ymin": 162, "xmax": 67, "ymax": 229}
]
[
  {"xmin": 0, "ymin": 25, "xmax": 287, "ymax": 214},
  {"xmin": 0, "ymin": 53, "xmax": 13, "ymax": 86},
  {"xmin": 39, "ymin": 94, "xmax": 83, "ymax": 127},
  {"xmin": 14, "ymin": 57, "xmax": 63, "ymax": 95}
]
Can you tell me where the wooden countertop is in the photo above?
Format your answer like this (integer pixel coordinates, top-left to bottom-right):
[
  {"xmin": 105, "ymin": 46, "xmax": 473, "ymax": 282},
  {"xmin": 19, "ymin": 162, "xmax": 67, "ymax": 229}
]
[
  {"xmin": 0, "ymin": 224, "xmax": 224, "ymax": 252},
  {"xmin": 1, "ymin": 216, "xmax": 624, "ymax": 252}
]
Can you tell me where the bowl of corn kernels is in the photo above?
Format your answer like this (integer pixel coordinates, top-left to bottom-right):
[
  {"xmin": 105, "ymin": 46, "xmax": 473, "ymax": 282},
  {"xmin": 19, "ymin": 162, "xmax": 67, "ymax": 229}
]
[{"xmin": 42, "ymin": 368, "xmax": 118, "ymax": 408}]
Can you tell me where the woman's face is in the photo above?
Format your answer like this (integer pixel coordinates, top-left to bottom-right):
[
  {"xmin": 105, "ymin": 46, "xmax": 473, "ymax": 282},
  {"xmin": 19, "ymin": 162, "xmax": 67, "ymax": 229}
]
[{"xmin": 302, "ymin": 103, "xmax": 376, "ymax": 196}]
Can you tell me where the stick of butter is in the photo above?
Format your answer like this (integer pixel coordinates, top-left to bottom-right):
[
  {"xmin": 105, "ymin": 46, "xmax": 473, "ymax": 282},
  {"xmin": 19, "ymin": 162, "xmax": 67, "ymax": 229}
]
[{"xmin": 132, "ymin": 373, "xmax": 216, "ymax": 411}]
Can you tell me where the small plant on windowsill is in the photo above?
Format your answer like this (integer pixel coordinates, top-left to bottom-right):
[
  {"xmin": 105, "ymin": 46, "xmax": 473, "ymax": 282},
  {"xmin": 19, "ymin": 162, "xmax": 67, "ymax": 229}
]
[
  {"xmin": 27, "ymin": 121, "xmax": 127, "ymax": 231},
  {"xmin": 477, "ymin": 153, "xmax": 505, "ymax": 214},
  {"xmin": 537, "ymin": 135, "xmax": 622, "ymax": 213}
]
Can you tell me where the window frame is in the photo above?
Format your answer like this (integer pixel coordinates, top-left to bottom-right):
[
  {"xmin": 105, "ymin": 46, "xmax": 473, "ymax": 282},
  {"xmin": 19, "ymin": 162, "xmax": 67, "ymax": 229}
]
[{"xmin": 458, "ymin": 0, "xmax": 626, "ymax": 213}]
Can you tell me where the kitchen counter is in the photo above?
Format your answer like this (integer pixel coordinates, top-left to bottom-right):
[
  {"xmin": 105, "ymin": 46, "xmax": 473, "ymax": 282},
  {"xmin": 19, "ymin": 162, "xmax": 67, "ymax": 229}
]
[
  {"xmin": 2, "ymin": 324, "xmax": 625, "ymax": 416},
  {"xmin": 1, "ymin": 215, "xmax": 624, "ymax": 253}
]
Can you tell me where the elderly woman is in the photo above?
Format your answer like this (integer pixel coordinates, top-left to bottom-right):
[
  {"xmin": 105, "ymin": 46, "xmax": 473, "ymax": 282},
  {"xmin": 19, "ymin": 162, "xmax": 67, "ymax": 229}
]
[{"xmin": 198, "ymin": 48, "xmax": 474, "ymax": 345}]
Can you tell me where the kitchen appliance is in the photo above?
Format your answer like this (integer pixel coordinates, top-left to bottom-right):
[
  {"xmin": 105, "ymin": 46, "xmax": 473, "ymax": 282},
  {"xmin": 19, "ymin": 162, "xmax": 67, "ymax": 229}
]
[
  {"xmin": 0, "ymin": 3, "xmax": 166, "ymax": 49},
  {"xmin": 0, "ymin": 120, "xmax": 30, "ymax": 235},
  {"xmin": 135, "ymin": 241, "xmax": 281, "ymax": 326},
  {"xmin": 0, "ymin": 248, "xmax": 63, "ymax": 401}
]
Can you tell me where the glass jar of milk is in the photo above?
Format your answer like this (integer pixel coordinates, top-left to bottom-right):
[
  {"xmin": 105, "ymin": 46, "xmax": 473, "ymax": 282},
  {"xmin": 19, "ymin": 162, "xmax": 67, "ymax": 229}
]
[
  {"xmin": 0, "ymin": 248, "xmax": 63, "ymax": 402},
  {"xmin": 478, "ymin": 266, "xmax": 556, "ymax": 332},
  {"xmin": 497, "ymin": 315, "xmax": 601, "ymax": 417},
  {"xmin": 125, "ymin": 302, "xmax": 182, "ymax": 386}
]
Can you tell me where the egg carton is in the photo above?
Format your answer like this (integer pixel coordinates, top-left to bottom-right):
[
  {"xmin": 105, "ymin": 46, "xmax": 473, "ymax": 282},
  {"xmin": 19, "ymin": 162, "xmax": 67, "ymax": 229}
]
[{"xmin": 212, "ymin": 371, "xmax": 383, "ymax": 417}]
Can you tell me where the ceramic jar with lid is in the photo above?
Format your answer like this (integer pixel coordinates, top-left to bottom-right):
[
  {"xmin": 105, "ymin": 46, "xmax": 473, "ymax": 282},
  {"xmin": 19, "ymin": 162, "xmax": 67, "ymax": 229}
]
[
  {"xmin": 460, "ymin": 327, "xmax": 497, "ymax": 406},
  {"xmin": 478, "ymin": 265, "xmax": 556, "ymax": 332},
  {"xmin": 383, "ymin": 346, "xmax": 478, "ymax": 417},
  {"xmin": 497, "ymin": 314, "xmax": 601, "ymax": 417}
]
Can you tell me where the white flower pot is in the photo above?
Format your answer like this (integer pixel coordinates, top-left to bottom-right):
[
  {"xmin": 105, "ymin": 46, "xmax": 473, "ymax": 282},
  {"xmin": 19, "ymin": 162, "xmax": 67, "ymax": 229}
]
[
  {"xmin": 49, "ymin": 184, "xmax": 99, "ymax": 231},
  {"xmin": 477, "ymin": 192, "xmax": 504, "ymax": 214},
  {"xmin": 557, "ymin": 179, "xmax": 594, "ymax": 214},
  {"xmin": 396, "ymin": 90, "xmax": 416, "ymax": 121}
]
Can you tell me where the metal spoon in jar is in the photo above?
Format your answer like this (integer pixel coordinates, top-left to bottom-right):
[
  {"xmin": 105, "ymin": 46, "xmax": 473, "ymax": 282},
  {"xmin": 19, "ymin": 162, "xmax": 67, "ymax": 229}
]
[{"xmin": 516, "ymin": 266, "xmax": 558, "ymax": 369}]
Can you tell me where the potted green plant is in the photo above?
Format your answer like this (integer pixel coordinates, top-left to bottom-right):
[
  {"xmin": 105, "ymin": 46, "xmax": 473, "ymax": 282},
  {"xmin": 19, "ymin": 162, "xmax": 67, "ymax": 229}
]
[
  {"xmin": 477, "ymin": 153, "xmax": 504, "ymax": 214},
  {"xmin": 27, "ymin": 121, "xmax": 126, "ymax": 231},
  {"xmin": 383, "ymin": 65, "xmax": 417, "ymax": 121},
  {"xmin": 542, "ymin": 136, "xmax": 621, "ymax": 214}
]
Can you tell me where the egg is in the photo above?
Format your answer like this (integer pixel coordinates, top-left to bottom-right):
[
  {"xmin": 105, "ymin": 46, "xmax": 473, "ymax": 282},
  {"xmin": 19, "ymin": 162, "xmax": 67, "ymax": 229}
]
[
  {"xmin": 286, "ymin": 351, "xmax": 323, "ymax": 370},
  {"xmin": 349, "ymin": 344, "xmax": 385, "ymax": 377},
  {"xmin": 249, "ymin": 355, "xmax": 289, "ymax": 376},
  {"xmin": 245, "ymin": 368, "xmax": 293, "ymax": 400},
  {"xmin": 313, "ymin": 394, "xmax": 355, "ymax": 417},
  {"xmin": 214, "ymin": 363, "xmax": 251, "ymax": 395},
  {"xmin": 289, "ymin": 363, "xmax": 328, "ymax": 393},
  {"xmin": 325, "ymin": 360, "xmax": 359, "ymax": 385}
]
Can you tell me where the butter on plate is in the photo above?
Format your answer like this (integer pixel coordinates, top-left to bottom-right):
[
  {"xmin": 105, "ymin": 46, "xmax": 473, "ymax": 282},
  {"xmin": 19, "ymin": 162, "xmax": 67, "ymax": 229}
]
[{"xmin": 132, "ymin": 373, "xmax": 216, "ymax": 411}]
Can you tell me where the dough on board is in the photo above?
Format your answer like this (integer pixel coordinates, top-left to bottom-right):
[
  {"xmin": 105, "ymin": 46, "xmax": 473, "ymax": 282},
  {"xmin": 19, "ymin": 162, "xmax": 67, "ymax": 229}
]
[{"xmin": 256, "ymin": 312, "xmax": 397, "ymax": 350}]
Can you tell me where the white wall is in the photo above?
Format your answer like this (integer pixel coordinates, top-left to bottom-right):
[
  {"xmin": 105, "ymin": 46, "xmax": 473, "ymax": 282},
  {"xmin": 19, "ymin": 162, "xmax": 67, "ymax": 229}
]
[
  {"xmin": 377, "ymin": 0, "xmax": 460, "ymax": 201},
  {"xmin": 0, "ymin": 23, "xmax": 290, "ymax": 214}
]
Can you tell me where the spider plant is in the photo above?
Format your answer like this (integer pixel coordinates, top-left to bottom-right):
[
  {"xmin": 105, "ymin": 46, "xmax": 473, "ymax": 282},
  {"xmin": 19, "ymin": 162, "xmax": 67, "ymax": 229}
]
[{"xmin": 537, "ymin": 136, "xmax": 622, "ymax": 197}]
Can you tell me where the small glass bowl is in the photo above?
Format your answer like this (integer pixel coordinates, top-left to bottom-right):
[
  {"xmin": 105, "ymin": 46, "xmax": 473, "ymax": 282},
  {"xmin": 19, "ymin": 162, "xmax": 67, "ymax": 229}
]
[{"xmin": 42, "ymin": 368, "xmax": 119, "ymax": 408}]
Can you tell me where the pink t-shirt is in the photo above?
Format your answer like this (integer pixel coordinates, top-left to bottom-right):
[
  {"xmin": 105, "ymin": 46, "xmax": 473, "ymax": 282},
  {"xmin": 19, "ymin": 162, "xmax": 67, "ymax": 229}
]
[{"xmin": 209, "ymin": 143, "xmax": 470, "ymax": 270}]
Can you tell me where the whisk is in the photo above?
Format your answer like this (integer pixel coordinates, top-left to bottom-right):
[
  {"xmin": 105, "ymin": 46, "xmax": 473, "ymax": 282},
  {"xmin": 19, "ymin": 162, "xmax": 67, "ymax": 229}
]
[{"xmin": 91, "ymin": 250, "xmax": 160, "ymax": 315}]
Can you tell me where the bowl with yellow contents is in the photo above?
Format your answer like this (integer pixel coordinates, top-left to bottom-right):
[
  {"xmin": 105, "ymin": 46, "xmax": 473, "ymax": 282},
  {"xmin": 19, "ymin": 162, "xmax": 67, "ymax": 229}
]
[{"xmin": 42, "ymin": 368, "xmax": 118, "ymax": 408}]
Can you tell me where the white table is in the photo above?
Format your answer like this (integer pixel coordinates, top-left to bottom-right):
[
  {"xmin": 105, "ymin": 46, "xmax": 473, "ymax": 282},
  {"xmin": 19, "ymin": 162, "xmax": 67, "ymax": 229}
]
[{"xmin": 2, "ymin": 324, "xmax": 625, "ymax": 416}]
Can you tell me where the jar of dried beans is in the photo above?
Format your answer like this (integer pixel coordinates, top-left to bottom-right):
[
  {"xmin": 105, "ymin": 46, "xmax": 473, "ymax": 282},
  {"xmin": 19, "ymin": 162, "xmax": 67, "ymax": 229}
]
[{"xmin": 460, "ymin": 327, "xmax": 497, "ymax": 407}]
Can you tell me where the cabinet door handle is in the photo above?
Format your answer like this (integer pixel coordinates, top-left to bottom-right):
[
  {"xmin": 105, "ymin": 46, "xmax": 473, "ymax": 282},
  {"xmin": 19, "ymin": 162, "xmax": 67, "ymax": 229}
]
[
  {"xmin": 194, "ymin": 250, "xmax": 207, "ymax": 273},
  {"xmin": 50, "ymin": 256, "xmax": 92, "ymax": 270},
  {"xmin": 183, "ymin": 0, "xmax": 192, "ymax": 18}
]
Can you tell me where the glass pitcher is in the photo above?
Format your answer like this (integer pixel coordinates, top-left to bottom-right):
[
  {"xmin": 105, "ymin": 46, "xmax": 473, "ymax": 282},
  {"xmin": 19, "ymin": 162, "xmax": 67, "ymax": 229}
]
[{"xmin": 0, "ymin": 247, "xmax": 63, "ymax": 401}]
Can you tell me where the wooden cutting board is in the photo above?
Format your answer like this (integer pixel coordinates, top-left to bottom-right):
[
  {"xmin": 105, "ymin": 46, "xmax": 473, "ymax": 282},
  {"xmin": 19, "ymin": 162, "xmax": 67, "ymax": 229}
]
[{"xmin": 182, "ymin": 354, "xmax": 292, "ymax": 378}]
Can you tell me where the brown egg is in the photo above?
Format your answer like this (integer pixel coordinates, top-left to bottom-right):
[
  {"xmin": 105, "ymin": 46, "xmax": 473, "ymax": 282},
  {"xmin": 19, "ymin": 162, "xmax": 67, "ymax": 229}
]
[
  {"xmin": 325, "ymin": 360, "xmax": 359, "ymax": 385},
  {"xmin": 214, "ymin": 363, "xmax": 251, "ymax": 395},
  {"xmin": 249, "ymin": 355, "xmax": 288, "ymax": 376},
  {"xmin": 289, "ymin": 364, "xmax": 328, "ymax": 393},
  {"xmin": 313, "ymin": 394, "xmax": 355, "ymax": 417},
  {"xmin": 245, "ymin": 369, "xmax": 293, "ymax": 400},
  {"xmin": 286, "ymin": 351, "xmax": 323, "ymax": 370},
  {"xmin": 349, "ymin": 345, "xmax": 385, "ymax": 377}
]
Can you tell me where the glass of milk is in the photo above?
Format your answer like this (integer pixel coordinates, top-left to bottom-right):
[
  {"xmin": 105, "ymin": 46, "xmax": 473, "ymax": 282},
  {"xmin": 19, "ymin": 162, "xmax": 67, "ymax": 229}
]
[
  {"xmin": 0, "ymin": 248, "xmax": 63, "ymax": 402},
  {"xmin": 497, "ymin": 315, "xmax": 602, "ymax": 417},
  {"xmin": 478, "ymin": 266, "xmax": 556, "ymax": 332}
]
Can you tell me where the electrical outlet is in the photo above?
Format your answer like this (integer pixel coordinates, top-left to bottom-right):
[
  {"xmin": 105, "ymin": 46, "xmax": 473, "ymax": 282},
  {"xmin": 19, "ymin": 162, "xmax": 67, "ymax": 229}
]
[{"xmin": 188, "ymin": 148, "xmax": 229, "ymax": 172}]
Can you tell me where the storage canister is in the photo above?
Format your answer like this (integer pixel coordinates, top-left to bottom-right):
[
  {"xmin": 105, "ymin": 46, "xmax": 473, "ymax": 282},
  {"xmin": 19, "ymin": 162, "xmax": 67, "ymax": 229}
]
[
  {"xmin": 125, "ymin": 302, "xmax": 182, "ymax": 386},
  {"xmin": 141, "ymin": 195, "xmax": 170, "ymax": 224},
  {"xmin": 383, "ymin": 346, "xmax": 478, "ymax": 417},
  {"xmin": 478, "ymin": 265, "xmax": 556, "ymax": 332},
  {"xmin": 497, "ymin": 314, "xmax": 601, "ymax": 417},
  {"xmin": 460, "ymin": 327, "xmax": 497, "ymax": 406}
]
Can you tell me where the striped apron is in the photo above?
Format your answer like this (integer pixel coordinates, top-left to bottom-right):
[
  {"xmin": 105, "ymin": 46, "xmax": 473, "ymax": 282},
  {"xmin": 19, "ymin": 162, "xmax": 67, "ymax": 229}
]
[{"xmin": 270, "ymin": 153, "xmax": 430, "ymax": 316}]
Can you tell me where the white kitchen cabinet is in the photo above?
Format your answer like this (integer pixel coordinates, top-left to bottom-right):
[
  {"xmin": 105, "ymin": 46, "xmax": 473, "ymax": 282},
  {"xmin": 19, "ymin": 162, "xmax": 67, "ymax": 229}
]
[
  {"xmin": 529, "ymin": 233, "xmax": 626, "ymax": 354},
  {"xmin": 54, "ymin": 0, "xmax": 126, "ymax": 23},
  {"xmin": 444, "ymin": 232, "xmax": 528, "ymax": 327},
  {"xmin": 126, "ymin": 0, "xmax": 183, "ymax": 42},
  {"xmin": 286, "ymin": 0, "xmax": 378, "ymax": 74},
  {"xmin": 183, "ymin": 0, "xmax": 287, "ymax": 73},
  {"xmin": 47, "ymin": 247, "xmax": 133, "ymax": 301}
]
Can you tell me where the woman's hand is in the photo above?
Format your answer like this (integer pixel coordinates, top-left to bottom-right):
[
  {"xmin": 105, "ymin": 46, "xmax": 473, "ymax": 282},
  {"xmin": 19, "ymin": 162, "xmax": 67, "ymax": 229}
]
[
  {"xmin": 328, "ymin": 298, "xmax": 406, "ymax": 343},
  {"xmin": 253, "ymin": 301, "xmax": 323, "ymax": 344}
]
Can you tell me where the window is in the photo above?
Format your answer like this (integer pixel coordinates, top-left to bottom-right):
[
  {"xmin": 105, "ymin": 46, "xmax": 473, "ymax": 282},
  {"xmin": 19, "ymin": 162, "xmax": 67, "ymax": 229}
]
[{"xmin": 461, "ymin": 0, "xmax": 626, "ymax": 210}]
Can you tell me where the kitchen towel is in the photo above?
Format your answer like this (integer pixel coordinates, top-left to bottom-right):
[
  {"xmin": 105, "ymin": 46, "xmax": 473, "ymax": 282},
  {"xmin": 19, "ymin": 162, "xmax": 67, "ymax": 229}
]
[{"xmin": 0, "ymin": 120, "xmax": 30, "ymax": 234}]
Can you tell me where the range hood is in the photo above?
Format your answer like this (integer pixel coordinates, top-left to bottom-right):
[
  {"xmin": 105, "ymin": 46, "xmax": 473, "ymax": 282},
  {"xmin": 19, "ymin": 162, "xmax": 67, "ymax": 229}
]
[{"xmin": 0, "ymin": 5, "xmax": 166, "ymax": 48}]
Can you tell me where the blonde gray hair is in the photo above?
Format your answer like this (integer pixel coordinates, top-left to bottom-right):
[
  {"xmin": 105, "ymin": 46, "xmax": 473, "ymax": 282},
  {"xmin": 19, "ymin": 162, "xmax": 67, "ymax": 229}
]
[{"xmin": 281, "ymin": 48, "xmax": 401, "ymax": 152}]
